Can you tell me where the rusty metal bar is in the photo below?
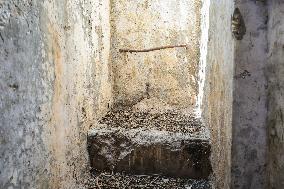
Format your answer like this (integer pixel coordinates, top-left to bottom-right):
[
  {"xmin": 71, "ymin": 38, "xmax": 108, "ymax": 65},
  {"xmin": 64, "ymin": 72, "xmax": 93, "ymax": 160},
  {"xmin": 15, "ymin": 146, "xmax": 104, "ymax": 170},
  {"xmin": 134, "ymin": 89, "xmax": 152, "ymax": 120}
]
[{"xmin": 119, "ymin": 44, "xmax": 188, "ymax": 53}]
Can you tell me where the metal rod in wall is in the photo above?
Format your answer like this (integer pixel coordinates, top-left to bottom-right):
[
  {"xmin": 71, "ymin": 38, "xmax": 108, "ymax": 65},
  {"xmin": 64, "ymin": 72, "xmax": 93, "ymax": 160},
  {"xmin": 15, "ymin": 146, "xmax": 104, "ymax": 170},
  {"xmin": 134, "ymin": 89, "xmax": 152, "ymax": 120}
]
[{"xmin": 119, "ymin": 44, "xmax": 188, "ymax": 53}]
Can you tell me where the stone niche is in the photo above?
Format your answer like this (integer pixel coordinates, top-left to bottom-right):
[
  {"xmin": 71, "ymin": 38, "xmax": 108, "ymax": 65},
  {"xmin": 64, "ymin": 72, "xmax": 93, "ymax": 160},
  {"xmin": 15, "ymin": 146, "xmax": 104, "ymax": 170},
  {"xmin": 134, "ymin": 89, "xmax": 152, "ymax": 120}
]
[{"xmin": 87, "ymin": 0, "xmax": 212, "ymax": 179}]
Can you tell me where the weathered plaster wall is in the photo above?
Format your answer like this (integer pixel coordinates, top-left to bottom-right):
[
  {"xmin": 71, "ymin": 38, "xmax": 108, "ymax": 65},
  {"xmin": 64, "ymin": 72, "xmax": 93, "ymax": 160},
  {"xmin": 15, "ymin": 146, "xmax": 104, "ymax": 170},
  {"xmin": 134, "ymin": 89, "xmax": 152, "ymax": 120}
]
[
  {"xmin": 202, "ymin": 0, "xmax": 234, "ymax": 188},
  {"xmin": 231, "ymin": 1, "xmax": 268, "ymax": 189},
  {"xmin": 110, "ymin": 0, "xmax": 201, "ymax": 109},
  {"xmin": 267, "ymin": 1, "xmax": 284, "ymax": 188},
  {"xmin": 0, "ymin": 0, "xmax": 111, "ymax": 188}
]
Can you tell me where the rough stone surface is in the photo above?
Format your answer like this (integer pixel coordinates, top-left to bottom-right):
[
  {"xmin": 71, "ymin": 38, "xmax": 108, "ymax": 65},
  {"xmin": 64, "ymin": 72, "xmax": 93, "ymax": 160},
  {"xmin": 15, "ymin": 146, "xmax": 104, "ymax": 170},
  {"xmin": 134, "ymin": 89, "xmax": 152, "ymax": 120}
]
[
  {"xmin": 88, "ymin": 110, "xmax": 211, "ymax": 179},
  {"xmin": 0, "ymin": 0, "xmax": 111, "ymax": 188},
  {"xmin": 110, "ymin": 0, "xmax": 202, "ymax": 109},
  {"xmin": 231, "ymin": 1, "xmax": 268, "ymax": 189},
  {"xmin": 0, "ymin": 0, "xmax": 210, "ymax": 188},
  {"xmin": 3, "ymin": 0, "xmax": 275, "ymax": 188},
  {"xmin": 267, "ymin": 1, "xmax": 284, "ymax": 188},
  {"xmin": 201, "ymin": 0, "xmax": 235, "ymax": 188}
]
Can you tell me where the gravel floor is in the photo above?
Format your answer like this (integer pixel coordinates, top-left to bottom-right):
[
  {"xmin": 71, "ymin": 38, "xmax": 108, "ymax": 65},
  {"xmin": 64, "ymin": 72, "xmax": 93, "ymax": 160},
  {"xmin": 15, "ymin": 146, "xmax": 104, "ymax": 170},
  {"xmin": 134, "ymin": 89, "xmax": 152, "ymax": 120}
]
[
  {"xmin": 99, "ymin": 106, "xmax": 204, "ymax": 134},
  {"xmin": 85, "ymin": 171, "xmax": 211, "ymax": 189}
]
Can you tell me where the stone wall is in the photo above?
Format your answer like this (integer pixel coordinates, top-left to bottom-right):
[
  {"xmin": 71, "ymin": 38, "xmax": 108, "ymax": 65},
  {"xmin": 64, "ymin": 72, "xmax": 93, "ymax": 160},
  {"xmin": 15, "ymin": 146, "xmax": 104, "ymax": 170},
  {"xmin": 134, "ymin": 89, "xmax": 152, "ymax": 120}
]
[
  {"xmin": 3, "ymin": 0, "xmax": 283, "ymax": 189},
  {"xmin": 0, "ymin": 0, "xmax": 111, "ymax": 188},
  {"xmin": 231, "ymin": 1, "xmax": 268, "ymax": 189},
  {"xmin": 202, "ymin": 0, "xmax": 235, "ymax": 188},
  {"xmin": 110, "ymin": 0, "xmax": 201, "ymax": 109},
  {"xmin": 267, "ymin": 1, "xmax": 284, "ymax": 188}
]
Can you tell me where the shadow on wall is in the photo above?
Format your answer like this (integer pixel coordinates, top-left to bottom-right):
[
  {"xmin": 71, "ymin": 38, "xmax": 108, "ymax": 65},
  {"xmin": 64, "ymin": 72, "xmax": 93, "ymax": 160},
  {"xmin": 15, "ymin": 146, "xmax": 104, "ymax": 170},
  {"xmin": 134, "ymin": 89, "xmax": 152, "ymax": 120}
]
[{"xmin": 231, "ymin": 1, "xmax": 268, "ymax": 189}]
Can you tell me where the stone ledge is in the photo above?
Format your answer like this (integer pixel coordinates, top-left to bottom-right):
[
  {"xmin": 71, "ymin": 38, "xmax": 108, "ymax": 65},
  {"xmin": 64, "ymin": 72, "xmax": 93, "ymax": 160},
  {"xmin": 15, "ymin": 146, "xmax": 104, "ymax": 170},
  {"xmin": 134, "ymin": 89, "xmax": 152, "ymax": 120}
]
[{"xmin": 88, "ymin": 124, "xmax": 211, "ymax": 179}]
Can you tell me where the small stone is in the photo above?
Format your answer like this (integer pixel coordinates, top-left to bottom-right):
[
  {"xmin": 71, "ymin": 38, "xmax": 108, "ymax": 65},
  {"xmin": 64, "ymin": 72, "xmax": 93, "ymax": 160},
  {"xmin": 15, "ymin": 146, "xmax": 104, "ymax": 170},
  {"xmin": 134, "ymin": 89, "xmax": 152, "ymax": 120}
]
[{"xmin": 162, "ymin": 178, "xmax": 169, "ymax": 183}]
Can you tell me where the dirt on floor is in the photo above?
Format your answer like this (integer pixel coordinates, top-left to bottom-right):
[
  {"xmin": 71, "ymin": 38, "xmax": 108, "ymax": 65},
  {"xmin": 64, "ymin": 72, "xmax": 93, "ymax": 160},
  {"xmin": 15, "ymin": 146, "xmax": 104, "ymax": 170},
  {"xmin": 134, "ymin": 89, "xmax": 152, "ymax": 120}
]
[
  {"xmin": 84, "ymin": 170, "xmax": 211, "ymax": 189},
  {"xmin": 99, "ymin": 105, "xmax": 203, "ymax": 134}
]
